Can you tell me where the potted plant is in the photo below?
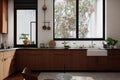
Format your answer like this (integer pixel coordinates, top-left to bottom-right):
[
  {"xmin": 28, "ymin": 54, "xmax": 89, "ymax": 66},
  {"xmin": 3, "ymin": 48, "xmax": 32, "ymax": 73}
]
[
  {"xmin": 62, "ymin": 41, "xmax": 70, "ymax": 49},
  {"xmin": 19, "ymin": 33, "xmax": 30, "ymax": 46},
  {"xmin": 105, "ymin": 37, "xmax": 118, "ymax": 48}
]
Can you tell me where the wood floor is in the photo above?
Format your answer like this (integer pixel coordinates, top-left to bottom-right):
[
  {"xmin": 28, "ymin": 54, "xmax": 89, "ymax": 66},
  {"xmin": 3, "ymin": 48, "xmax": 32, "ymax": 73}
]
[
  {"xmin": 4, "ymin": 73, "xmax": 23, "ymax": 80},
  {"xmin": 4, "ymin": 72, "xmax": 40, "ymax": 80}
]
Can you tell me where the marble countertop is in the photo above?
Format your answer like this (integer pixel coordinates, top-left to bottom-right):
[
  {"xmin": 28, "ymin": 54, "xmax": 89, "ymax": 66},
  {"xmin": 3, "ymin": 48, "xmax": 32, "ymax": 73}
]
[
  {"xmin": 18, "ymin": 47, "xmax": 87, "ymax": 50},
  {"xmin": 0, "ymin": 47, "xmax": 119, "ymax": 52},
  {"xmin": 0, "ymin": 48, "xmax": 18, "ymax": 52},
  {"xmin": 18, "ymin": 47, "xmax": 120, "ymax": 50}
]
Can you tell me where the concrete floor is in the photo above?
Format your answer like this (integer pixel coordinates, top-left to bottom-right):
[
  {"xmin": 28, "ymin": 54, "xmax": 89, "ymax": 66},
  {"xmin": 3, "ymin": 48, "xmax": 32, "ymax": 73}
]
[
  {"xmin": 5, "ymin": 72, "xmax": 120, "ymax": 80},
  {"xmin": 38, "ymin": 72, "xmax": 120, "ymax": 80}
]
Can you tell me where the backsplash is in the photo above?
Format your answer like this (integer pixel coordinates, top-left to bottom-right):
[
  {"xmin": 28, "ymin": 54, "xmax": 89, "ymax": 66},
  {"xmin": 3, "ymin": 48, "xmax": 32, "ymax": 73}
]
[{"xmin": 50, "ymin": 41, "xmax": 103, "ymax": 48}]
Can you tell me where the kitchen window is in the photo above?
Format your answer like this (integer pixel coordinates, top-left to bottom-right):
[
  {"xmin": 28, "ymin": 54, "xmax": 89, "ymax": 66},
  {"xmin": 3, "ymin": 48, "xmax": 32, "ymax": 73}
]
[
  {"xmin": 54, "ymin": 0, "xmax": 105, "ymax": 40},
  {"xmin": 14, "ymin": 0, "xmax": 37, "ymax": 47}
]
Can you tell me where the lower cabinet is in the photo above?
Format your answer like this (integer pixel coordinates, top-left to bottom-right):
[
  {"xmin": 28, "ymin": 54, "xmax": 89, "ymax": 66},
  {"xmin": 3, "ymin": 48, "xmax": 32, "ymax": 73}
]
[
  {"xmin": 108, "ymin": 49, "xmax": 120, "ymax": 70},
  {"xmin": 87, "ymin": 56, "xmax": 108, "ymax": 70},
  {"xmin": 0, "ymin": 52, "xmax": 3, "ymax": 80},
  {"xmin": 33, "ymin": 50, "xmax": 52, "ymax": 70},
  {"xmin": 65, "ymin": 50, "xmax": 87, "ymax": 70},
  {"xmin": 16, "ymin": 49, "xmax": 120, "ymax": 71},
  {"xmin": 0, "ymin": 50, "xmax": 16, "ymax": 80},
  {"xmin": 16, "ymin": 49, "xmax": 87, "ymax": 71},
  {"xmin": 51, "ymin": 50, "xmax": 65, "ymax": 70},
  {"xmin": 16, "ymin": 50, "xmax": 52, "ymax": 71}
]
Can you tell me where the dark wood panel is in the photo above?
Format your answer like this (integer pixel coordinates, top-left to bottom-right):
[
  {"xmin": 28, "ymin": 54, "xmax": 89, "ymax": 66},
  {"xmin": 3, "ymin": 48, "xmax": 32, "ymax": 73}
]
[
  {"xmin": 65, "ymin": 50, "xmax": 87, "ymax": 70},
  {"xmin": 51, "ymin": 50, "xmax": 65, "ymax": 70},
  {"xmin": 16, "ymin": 49, "xmax": 87, "ymax": 71},
  {"xmin": 15, "ymin": 49, "xmax": 120, "ymax": 71}
]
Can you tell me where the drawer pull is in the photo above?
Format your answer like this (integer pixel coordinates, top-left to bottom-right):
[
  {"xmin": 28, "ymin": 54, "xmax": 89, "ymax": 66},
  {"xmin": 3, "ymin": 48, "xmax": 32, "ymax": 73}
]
[{"xmin": 4, "ymin": 58, "xmax": 7, "ymax": 61}]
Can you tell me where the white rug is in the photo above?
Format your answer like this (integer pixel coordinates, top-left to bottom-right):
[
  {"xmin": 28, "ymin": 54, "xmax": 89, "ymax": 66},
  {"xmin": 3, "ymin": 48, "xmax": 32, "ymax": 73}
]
[{"xmin": 38, "ymin": 72, "xmax": 120, "ymax": 80}]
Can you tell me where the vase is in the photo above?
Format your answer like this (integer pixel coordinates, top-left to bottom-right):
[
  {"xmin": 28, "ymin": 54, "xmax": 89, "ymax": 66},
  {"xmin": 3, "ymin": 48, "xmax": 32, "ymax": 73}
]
[{"xmin": 23, "ymin": 39, "xmax": 30, "ymax": 46}]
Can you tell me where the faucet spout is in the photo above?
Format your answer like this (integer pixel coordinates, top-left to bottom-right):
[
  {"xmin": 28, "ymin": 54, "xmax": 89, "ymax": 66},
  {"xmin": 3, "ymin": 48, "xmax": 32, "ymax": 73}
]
[{"xmin": 91, "ymin": 41, "xmax": 94, "ymax": 48}]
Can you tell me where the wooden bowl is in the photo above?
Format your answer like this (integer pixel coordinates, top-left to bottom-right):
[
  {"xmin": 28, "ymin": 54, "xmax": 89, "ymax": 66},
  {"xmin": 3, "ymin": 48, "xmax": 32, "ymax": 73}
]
[{"xmin": 49, "ymin": 40, "xmax": 56, "ymax": 48}]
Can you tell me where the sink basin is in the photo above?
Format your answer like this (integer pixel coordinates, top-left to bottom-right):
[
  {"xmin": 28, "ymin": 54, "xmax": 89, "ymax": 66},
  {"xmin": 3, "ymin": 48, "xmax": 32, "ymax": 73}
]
[{"xmin": 87, "ymin": 48, "xmax": 107, "ymax": 56}]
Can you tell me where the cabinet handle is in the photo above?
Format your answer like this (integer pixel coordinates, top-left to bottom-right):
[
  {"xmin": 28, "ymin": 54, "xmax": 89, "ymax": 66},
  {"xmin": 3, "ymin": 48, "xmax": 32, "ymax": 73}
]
[{"xmin": 4, "ymin": 58, "xmax": 7, "ymax": 61}]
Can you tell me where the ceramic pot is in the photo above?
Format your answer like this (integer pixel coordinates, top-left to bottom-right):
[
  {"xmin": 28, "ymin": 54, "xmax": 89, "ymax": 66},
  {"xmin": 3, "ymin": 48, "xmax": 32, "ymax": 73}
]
[
  {"xmin": 42, "ymin": 25, "xmax": 47, "ymax": 30},
  {"xmin": 42, "ymin": 4, "xmax": 47, "ymax": 11},
  {"xmin": 23, "ymin": 39, "xmax": 30, "ymax": 46}
]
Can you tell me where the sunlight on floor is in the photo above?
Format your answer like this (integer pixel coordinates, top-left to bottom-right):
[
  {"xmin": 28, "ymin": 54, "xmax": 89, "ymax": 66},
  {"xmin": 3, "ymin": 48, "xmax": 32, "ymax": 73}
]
[
  {"xmin": 38, "ymin": 72, "xmax": 120, "ymax": 80},
  {"xmin": 72, "ymin": 76, "xmax": 94, "ymax": 80}
]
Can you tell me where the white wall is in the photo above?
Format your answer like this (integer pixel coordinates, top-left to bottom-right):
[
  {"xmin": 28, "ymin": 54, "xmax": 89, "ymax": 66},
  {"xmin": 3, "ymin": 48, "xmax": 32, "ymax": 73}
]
[
  {"xmin": 107, "ymin": 0, "xmax": 120, "ymax": 47},
  {"xmin": 2, "ymin": 0, "xmax": 14, "ymax": 47},
  {"xmin": 3, "ymin": 0, "xmax": 120, "ymax": 48},
  {"xmin": 38, "ymin": 0, "xmax": 53, "ymax": 47}
]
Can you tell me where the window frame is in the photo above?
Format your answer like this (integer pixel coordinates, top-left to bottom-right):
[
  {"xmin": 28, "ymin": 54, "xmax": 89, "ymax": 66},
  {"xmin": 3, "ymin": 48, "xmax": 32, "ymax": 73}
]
[
  {"xmin": 14, "ymin": 8, "xmax": 38, "ymax": 47},
  {"xmin": 53, "ymin": 0, "xmax": 105, "ymax": 41}
]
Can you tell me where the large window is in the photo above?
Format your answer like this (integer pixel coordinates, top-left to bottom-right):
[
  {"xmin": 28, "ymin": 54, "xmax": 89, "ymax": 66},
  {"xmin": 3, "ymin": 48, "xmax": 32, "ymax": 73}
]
[
  {"xmin": 54, "ymin": 0, "xmax": 105, "ymax": 40},
  {"xmin": 14, "ymin": 0, "xmax": 37, "ymax": 47},
  {"xmin": 16, "ymin": 10, "xmax": 36, "ymax": 45}
]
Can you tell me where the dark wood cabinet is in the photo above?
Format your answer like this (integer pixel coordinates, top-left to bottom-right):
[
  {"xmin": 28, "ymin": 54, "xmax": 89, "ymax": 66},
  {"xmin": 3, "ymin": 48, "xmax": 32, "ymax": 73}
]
[
  {"xmin": 0, "ymin": 0, "xmax": 8, "ymax": 33},
  {"xmin": 16, "ymin": 49, "xmax": 87, "ymax": 71},
  {"xmin": 15, "ymin": 49, "xmax": 120, "ymax": 71},
  {"xmin": 108, "ymin": 49, "xmax": 120, "ymax": 70},
  {"xmin": 97, "ymin": 56, "xmax": 108, "ymax": 70},
  {"xmin": 16, "ymin": 50, "xmax": 52, "ymax": 71},
  {"xmin": 87, "ymin": 56, "xmax": 98, "ymax": 70},
  {"xmin": 51, "ymin": 50, "xmax": 65, "ymax": 70},
  {"xmin": 65, "ymin": 50, "xmax": 87, "ymax": 70},
  {"xmin": 33, "ymin": 50, "xmax": 52, "ymax": 70},
  {"xmin": 87, "ymin": 56, "xmax": 108, "ymax": 70}
]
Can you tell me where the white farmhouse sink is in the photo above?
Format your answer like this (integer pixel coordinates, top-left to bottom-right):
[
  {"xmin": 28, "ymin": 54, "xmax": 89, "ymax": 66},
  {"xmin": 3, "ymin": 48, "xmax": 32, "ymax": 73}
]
[{"xmin": 87, "ymin": 48, "xmax": 107, "ymax": 56}]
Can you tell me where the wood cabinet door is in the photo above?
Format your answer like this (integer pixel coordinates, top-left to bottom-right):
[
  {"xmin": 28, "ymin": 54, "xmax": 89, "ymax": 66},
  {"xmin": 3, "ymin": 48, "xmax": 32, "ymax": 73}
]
[
  {"xmin": 51, "ymin": 50, "xmax": 65, "ymax": 70},
  {"xmin": 87, "ymin": 56, "xmax": 98, "ymax": 70},
  {"xmin": 0, "ymin": 53, "xmax": 3, "ymax": 80},
  {"xmin": 108, "ymin": 49, "xmax": 120, "ymax": 70},
  {"xmin": 3, "ymin": 50, "xmax": 15, "ymax": 78},
  {"xmin": 3, "ymin": 56, "xmax": 12, "ymax": 79},
  {"xmin": 33, "ymin": 50, "xmax": 52, "ymax": 70},
  {"xmin": 16, "ymin": 53, "xmax": 37, "ymax": 70},
  {"xmin": 16, "ymin": 50, "xmax": 37, "ymax": 70},
  {"xmin": 65, "ymin": 50, "xmax": 87, "ymax": 70},
  {"xmin": 87, "ymin": 56, "xmax": 108, "ymax": 70},
  {"xmin": 97, "ymin": 56, "xmax": 108, "ymax": 70},
  {"xmin": 16, "ymin": 50, "xmax": 52, "ymax": 71}
]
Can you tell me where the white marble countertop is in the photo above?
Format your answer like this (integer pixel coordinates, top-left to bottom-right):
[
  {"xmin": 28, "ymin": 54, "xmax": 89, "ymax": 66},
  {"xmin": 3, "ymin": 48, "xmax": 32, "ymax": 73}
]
[{"xmin": 0, "ymin": 48, "xmax": 18, "ymax": 52}]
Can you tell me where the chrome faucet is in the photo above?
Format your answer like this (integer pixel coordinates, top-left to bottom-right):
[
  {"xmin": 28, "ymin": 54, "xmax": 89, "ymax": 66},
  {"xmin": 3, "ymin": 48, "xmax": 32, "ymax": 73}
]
[{"xmin": 89, "ymin": 41, "xmax": 94, "ymax": 48}]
